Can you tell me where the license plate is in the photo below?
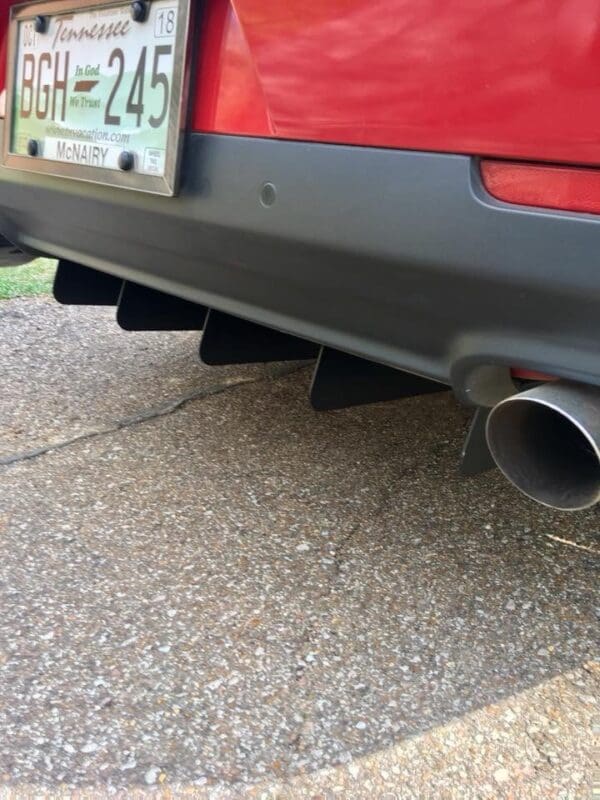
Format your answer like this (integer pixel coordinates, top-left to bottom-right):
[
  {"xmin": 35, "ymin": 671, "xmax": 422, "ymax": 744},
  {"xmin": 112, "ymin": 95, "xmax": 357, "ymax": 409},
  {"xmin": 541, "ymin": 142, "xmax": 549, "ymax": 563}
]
[{"xmin": 3, "ymin": 0, "xmax": 191, "ymax": 195}]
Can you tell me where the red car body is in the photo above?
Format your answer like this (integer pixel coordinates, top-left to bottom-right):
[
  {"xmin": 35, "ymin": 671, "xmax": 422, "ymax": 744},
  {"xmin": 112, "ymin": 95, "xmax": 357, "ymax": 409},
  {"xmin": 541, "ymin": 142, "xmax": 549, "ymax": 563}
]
[{"xmin": 193, "ymin": 0, "xmax": 600, "ymax": 166}]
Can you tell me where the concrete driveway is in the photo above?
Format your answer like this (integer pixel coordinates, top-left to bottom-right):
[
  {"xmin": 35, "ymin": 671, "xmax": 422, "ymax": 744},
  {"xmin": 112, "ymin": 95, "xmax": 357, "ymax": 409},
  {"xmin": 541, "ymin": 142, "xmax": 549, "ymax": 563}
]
[{"xmin": 0, "ymin": 298, "xmax": 598, "ymax": 799}]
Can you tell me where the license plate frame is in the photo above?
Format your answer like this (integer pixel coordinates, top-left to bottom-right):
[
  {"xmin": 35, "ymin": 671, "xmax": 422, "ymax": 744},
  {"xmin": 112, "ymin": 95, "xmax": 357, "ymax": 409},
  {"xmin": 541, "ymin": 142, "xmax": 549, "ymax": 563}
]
[{"xmin": 3, "ymin": 0, "xmax": 192, "ymax": 196}]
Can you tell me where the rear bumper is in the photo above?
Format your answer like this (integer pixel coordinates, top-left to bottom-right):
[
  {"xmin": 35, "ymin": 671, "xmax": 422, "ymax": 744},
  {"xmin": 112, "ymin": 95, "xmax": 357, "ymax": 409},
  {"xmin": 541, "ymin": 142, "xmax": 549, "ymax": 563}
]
[{"xmin": 1, "ymin": 127, "xmax": 600, "ymax": 404}]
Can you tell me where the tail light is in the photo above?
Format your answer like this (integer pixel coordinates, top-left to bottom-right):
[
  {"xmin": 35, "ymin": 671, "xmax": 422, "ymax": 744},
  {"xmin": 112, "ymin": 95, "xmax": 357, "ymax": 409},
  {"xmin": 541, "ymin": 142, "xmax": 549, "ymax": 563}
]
[{"xmin": 481, "ymin": 159, "xmax": 600, "ymax": 216}]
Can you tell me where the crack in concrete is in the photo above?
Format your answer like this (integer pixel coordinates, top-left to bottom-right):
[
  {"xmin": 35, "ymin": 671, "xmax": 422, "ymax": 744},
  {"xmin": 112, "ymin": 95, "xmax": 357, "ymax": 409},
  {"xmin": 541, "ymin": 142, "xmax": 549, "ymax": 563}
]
[
  {"xmin": 331, "ymin": 522, "xmax": 360, "ymax": 578},
  {"xmin": 0, "ymin": 363, "xmax": 307, "ymax": 467},
  {"xmin": 287, "ymin": 520, "xmax": 363, "ymax": 759},
  {"xmin": 522, "ymin": 727, "xmax": 559, "ymax": 772},
  {"xmin": 288, "ymin": 472, "xmax": 417, "ymax": 752},
  {"xmin": 291, "ymin": 520, "xmax": 360, "ymax": 686}
]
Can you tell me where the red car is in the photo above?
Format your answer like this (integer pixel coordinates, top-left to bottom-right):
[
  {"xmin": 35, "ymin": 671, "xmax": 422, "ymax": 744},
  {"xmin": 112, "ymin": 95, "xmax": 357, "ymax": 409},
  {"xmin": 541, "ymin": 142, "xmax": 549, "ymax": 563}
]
[{"xmin": 1, "ymin": 0, "xmax": 599, "ymax": 511}]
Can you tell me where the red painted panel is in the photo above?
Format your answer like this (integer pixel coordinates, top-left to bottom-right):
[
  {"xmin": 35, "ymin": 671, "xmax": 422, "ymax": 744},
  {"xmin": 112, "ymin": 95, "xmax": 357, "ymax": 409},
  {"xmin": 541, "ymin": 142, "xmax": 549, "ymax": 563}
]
[
  {"xmin": 0, "ymin": 0, "xmax": 10, "ymax": 94},
  {"xmin": 482, "ymin": 160, "xmax": 600, "ymax": 215},
  {"xmin": 192, "ymin": 0, "xmax": 271, "ymax": 135},
  {"xmin": 192, "ymin": 0, "xmax": 600, "ymax": 165},
  {"xmin": 511, "ymin": 369, "xmax": 557, "ymax": 381}
]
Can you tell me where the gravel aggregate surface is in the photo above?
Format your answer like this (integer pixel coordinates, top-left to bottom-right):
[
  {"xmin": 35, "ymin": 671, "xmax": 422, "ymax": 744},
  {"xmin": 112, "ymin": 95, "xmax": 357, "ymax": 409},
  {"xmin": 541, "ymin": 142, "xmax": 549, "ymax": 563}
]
[{"xmin": 0, "ymin": 298, "xmax": 598, "ymax": 798}]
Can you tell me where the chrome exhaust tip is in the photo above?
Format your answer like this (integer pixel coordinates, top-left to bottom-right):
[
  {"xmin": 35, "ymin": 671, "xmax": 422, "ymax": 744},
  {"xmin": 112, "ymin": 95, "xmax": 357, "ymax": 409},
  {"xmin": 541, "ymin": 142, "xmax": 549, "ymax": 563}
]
[{"xmin": 485, "ymin": 381, "xmax": 600, "ymax": 511}]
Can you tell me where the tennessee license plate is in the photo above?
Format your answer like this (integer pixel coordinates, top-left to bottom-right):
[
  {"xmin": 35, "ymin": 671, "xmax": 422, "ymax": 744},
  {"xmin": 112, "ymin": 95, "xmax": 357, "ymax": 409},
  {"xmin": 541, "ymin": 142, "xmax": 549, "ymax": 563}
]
[{"xmin": 3, "ymin": 0, "xmax": 191, "ymax": 195}]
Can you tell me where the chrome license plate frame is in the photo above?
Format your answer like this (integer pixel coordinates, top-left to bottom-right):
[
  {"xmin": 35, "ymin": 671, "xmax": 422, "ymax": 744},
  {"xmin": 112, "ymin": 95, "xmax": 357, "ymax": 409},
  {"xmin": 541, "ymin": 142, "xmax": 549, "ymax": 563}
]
[{"xmin": 3, "ymin": 0, "xmax": 192, "ymax": 195}]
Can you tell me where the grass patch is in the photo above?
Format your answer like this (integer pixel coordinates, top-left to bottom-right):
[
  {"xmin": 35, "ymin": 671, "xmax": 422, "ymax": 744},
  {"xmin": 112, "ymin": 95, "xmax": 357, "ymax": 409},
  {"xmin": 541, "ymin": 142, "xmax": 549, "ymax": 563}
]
[{"xmin": 0, "ymin": 258, "xmax": 57, "ymax": 300}]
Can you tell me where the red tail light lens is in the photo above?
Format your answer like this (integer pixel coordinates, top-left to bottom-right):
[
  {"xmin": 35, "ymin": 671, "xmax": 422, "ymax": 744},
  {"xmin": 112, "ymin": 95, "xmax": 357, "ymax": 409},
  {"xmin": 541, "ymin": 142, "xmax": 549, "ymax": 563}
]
[{"xmin": 481, "ymin": 160, "xmax": 600, "ymax": 216}]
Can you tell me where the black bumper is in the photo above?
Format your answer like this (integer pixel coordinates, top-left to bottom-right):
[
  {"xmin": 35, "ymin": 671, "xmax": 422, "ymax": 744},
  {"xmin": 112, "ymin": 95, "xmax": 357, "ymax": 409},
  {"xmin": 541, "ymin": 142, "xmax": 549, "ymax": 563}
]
[{"xmin": 1, "ymin": 127, "xmax": 600, "ymax": 405}]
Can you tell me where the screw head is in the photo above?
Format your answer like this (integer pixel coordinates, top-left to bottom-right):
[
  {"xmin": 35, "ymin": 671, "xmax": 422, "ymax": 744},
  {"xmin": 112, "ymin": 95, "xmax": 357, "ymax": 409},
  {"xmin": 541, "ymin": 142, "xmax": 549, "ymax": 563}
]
[
  {"xmin": 118, "ymin": 150, "xmax": 134, "ymax": 171},
  {"xmin": 26, "ymin": 138, "xmax": 38, "ymax": 157},
  {"xmin": 130, "ymin": 1, "xmax": 147, "ymax": 22},
  {"xmin": 34, "ymin": 15, "xmax": 48, "ymax": 33}
]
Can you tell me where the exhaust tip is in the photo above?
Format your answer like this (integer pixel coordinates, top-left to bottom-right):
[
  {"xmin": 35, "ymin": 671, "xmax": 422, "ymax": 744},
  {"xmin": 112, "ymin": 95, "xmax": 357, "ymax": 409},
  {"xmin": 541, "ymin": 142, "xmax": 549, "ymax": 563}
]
[{"xmin": 486, "ymin": 387, "xmax": 600, "ymax": 511}]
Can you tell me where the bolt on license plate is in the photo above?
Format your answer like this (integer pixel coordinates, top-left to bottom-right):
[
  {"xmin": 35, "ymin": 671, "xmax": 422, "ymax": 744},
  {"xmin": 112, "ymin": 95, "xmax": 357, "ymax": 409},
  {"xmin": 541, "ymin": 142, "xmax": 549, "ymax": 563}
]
[{"xmin": 3, "ymin": 0, "xmax": 191, "ymax": 195}]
